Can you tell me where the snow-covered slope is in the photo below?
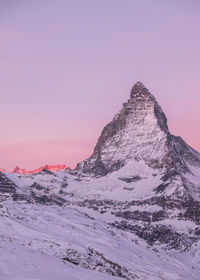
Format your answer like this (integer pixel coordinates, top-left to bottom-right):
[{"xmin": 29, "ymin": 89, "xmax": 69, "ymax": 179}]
[
  {"xmin": 1, "ymin": 200, "xmax": 200, "ymax": 280},
  {"xmin": 1, "ymin": 82, "xmax": 200, "ymax": 279}
]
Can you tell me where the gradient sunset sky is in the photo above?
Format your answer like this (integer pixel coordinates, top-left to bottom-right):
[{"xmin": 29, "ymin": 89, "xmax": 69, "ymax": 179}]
[{"xmin": 0, "ymin": 0, "xmax": 200, "ymax": 170}]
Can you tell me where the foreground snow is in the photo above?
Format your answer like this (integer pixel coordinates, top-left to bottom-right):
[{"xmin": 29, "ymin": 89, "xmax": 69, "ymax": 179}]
[
  {"xmin": 0, "ymin": 242, "xmax": 123, "ymax": 280},
  {"xmin": 0, "ymin": 200, "xmax": 200, "ymax": 280},
  {"xmin": 1, "ymin": 157, "xmax": 200, "ymax": 279}
]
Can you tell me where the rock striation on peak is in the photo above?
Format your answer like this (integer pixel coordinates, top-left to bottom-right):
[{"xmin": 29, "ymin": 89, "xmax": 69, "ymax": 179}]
[{"xmin": 130, "ymin": 81, "xmax": 149, "ymax": 98}]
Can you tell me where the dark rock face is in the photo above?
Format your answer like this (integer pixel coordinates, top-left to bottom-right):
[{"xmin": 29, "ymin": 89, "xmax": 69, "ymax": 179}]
[
  {"xmin": 0, "ymin": 172, "xmax": 16, "ymax": 199},
  {"xmin": 118, "ymin": 176, "xmax": 142, "ymax": 183},
  {"xmin": 73, "ymin": 193, "xmax": 200, "ymax": 250},
  {"xmin": 111, "ymin": 221, "xmax": 197, "ymax": 250},
  {"xmin": 63, "ymin": 248, "xmax": 136, "ymax": 280},
  {"xmin": 113, "ymin": 210, "xmax": 166, "ymax": 223}
]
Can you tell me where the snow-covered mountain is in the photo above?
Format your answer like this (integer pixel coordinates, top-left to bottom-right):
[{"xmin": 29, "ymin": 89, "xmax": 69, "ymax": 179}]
[
  {"xmin": 76, "ymin": 82, "xmax": 200, "ymax": 178},
  {"xmin": 1, "ymin": 82, "xmax": 200, "ymax": 280}
]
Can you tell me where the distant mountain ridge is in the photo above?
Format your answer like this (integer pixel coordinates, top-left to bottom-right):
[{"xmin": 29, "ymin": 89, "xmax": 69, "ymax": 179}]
[{"xmin": 0, "ymin": 164, "xmax": 68, "ymax": 174}]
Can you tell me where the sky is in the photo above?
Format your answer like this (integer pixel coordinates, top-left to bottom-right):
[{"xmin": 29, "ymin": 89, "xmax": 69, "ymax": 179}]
[{"xmin": 0, "ymin": 0, "xmax": 200, "ymax": 170}]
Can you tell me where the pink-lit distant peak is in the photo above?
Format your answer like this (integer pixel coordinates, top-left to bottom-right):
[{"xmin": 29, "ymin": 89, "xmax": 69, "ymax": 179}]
[{"xmin": 10, "ymin": 164, "xmax": 68, "ymax": 175}]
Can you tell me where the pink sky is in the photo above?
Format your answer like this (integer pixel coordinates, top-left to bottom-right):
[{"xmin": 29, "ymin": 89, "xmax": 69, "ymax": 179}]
[{"xmin": 0, "ymin": 0, "xmax": 200, "ymax": 170}]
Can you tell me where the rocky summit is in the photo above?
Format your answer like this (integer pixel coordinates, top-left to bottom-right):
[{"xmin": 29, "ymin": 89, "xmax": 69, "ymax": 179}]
[
  {"xmin": 76, "ymin": 82, "xmax": 200, "ymax": 178},
  {"xmin": 1, "ymin": 82, "xmax": 200, "ymax": 280}
]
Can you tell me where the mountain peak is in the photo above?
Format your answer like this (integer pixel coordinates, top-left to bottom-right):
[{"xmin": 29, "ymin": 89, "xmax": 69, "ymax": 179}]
[
  {"xmin": 130, "ymin": 81, "xmax": 149, "ymax": 99},
  {"xmin": 74, "ymin": 82, "xmax": 200, "ymax": 177},
  {"xmin": 75, "ymin": 83, "xmax": 172, "ymax": 176}
]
